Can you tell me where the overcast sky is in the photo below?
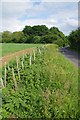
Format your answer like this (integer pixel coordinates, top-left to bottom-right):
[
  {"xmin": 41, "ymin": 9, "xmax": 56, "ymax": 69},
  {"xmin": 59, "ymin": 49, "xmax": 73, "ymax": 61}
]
[{"xmin": 0, "ymin": 0, "xmax": 78, "ymax": 35}]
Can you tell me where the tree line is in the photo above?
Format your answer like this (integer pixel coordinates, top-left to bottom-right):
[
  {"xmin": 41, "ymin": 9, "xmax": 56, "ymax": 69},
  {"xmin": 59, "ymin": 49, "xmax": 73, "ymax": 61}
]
[
  {"xmin": 68, "ymin": 28, "xmax": 80, "ymax": 51},
  {"xmin": 0, "ymin": 25, "xmax": 79, "ymax": 50},
  {"xmin": 0, "ymin": 25, "xmax": 68, "ymax": 47}
]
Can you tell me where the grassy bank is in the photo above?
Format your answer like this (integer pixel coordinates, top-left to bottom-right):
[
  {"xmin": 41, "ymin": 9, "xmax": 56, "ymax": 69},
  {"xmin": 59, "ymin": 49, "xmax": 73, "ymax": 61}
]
[{"xmin": 1, "ymin": 44, "xmax": 78, "ymax": 119}]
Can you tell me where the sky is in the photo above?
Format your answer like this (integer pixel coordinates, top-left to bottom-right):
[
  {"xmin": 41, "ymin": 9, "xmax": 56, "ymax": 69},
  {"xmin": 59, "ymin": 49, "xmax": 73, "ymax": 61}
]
[{"xmin": 0, "ymin": 0, "xmax": 78, "ymax": 35}]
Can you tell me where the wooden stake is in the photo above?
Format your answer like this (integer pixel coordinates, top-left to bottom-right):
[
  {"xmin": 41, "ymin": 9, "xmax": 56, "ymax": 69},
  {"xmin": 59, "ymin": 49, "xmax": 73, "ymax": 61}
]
[
  {"xmin": 33, "ymin": 50, "xmax": 35, "ymax": 61},
  {"xmin": 30, "ymin": 53, "xmax": 32, "ymax": 66},
  {"xmin": 23, "ymin": 54, "xmax": 24, "ymax": 62},
  {"xmin": 4, "ymin": 62, "xmax": 6, "ymax": 87},
  {"xmin": 8, "ymin": 64, "xmax": 10, "ymax": 70},
  {"xmin": 16, "ymin": 57, "xmax": 20, "ymax": 81},
  {"xmin": 39, "ymin": 48, "xmax": 41, "ymax": 54},
  {"xmin": 0, "ymin": 78, "xmax": 4, "ymax": 88},
  {"xmin": 18, "ymin": 69, "xmax": 20, "ymax": 81},
  {"xmin": 22, "ymin": 60, "xmax": 24, "ymax": 70},
  {"xmin": 16, "ymin": 56, "xmax": 18, "ymax": 69},
  {"xmin": 12, "ymin": 68, "xmax": 17, "ymax": 90}
]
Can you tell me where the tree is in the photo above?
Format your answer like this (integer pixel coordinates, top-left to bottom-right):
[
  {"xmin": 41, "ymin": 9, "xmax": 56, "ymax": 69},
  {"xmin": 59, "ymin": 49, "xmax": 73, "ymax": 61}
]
[
  {"xmin": 68, "ymin": 29, "xmax": 80, "ymax": 50},
  {"xmin": 23, "ymin": 26, "xmax": 33, "ymax": 36},
  {"xmin": 2, "ymin": 31, "xmax": 12, "ymax": 43},
  {"xmin": 22, "ymin": 34, "xmax": 30, "ymax": 43},
  {"xmin": 12, "ymin": 31, "xmax": 25, "ymax": 43},
  {"xmin": 49, "ymin": 26, "xmax": 68, "ymax": 46},
  {"xmin": 0, "ymin": 32, "xmax": 2, "ymax": 43},
  {"xmin": 23, "ymin": 25, "xmax": 49, "ymax": 36},
  {"xmin": 41, "ymin": 35, "xmax": 57, "ymax": 43},
  {"xmin": 50, "ymin": 27, "xmax": 60, "ymax": 34},
  {"xmin": 1, "ymin": 25, "xmax": 68, "ymax": 46},
  {"xmin": 54, "ymin": 39, "xmax": 65, "ymax": 47},
  {"xmin": 33, "ymin": 36, "xmax": 41, "ymax": 43},
  {"xmin": 32, "ymin": 25, "xmax": 49, "ymax": 36}
]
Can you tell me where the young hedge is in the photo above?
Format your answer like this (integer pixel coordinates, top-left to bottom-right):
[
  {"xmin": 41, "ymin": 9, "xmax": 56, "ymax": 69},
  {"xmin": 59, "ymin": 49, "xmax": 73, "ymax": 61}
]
[{"xmin": 1, "ymin": 44, "xmax": 79, "ymax": 119}]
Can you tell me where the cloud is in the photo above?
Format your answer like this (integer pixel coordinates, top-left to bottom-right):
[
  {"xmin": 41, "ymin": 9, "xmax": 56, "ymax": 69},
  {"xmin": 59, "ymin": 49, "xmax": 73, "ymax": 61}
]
[
  {"xmin": 65, "ymin": 18, "xmax": 78, "ymax": 27},
  {"xmin": 2, "ymin": 2, "xmax": 33, "ymax": 19},
  {"xmin": 1, "ymin": 0, "xmax": 31, "ymax": 2},
  {"xmin": 2, "ymin": 17, "xmax": 58, "ymax": 32},
  {"xmin": 1, "ymin": 1, "xmax": 78, "ymax": 35},
  {"xmin": 1, "ymin": 0, "xmax": 79, "ymax": 2}
]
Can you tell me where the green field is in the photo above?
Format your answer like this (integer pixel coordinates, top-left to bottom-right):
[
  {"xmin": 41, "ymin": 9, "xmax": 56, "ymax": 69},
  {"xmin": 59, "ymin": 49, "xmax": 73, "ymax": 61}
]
[
  {"xmin": 0, "ymin": 43, "xmax": 43, "ymax": 57},
  {"xmin": 1, "ymin": 44, "xmax": 79, "ymax": 119}
]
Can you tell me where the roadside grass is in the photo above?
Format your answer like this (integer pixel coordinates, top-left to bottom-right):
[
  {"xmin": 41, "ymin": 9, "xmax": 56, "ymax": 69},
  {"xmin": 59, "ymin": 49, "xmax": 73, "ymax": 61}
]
[
  {"xmin": 0, "ymin": 43, "xmax": 43, "ymax": 57},
  {"xmin": 78, "ymin": 68, "xmax": 80, "ymax": 118},
  {"xmin": 2, "ymin": 44, "xmax": 79, "ymax": 118},
  {"xmin": 43, "ymin": 45, "xmax": 78, "ymax": 118},
  {"xmin": 0, "ymin": 43, "xmax": 2, "ymax": 57}
]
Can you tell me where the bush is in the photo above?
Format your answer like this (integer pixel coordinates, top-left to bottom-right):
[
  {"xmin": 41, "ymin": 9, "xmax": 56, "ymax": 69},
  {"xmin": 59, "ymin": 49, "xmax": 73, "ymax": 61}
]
[
  {"xmin": 33, "ymin": 36, "xmax": 41, "ymax": 43},
  {"xmin": 68, "ymin": 29, "xmax": 80, "ymax": 50}
]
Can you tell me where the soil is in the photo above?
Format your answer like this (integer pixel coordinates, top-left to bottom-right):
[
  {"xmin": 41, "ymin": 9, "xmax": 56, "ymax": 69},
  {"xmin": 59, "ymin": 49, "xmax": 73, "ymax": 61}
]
[
  {"xmin": 0, "ymin": 48, "xmax": 33, "ymax": 67},
  {"xmin": 1, "ymin": 46, "xmax": 80, "ymax": 68}
]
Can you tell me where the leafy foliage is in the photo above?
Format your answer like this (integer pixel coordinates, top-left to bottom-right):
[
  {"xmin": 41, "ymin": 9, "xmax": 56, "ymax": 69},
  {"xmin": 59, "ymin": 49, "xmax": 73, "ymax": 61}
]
[
  {"xmin": 12, "ymin": 31, "xmax": 25, "ymax": 43},
  {"xmin": 68, "ymin": 28, "xmax": 80, "ymax": 50},
  {"xmin": 0, "ymin": 32, "xmax": 2, "ymax": 43},
  {"xmin": 2, "ymin": 31, "xmax": 12, "ymax": 43},
  {"xmin": 1, "ymin": 25, "xmax": 67, "ymax": 47},
  {"xmin": 1, "ymin": 45, "xmax": 78, "ymax": 119}
]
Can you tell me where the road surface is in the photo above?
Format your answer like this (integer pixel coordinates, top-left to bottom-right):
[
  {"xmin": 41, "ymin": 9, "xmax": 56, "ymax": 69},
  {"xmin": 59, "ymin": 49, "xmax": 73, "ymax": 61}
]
[{"xmin": 59, "ymin": 47, "xmax": 80, "ymax": 68}]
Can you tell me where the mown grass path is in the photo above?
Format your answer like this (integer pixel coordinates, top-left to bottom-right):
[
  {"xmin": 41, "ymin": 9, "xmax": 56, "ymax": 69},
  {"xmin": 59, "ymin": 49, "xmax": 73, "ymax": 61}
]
[
  {"xmin": 0, "ymin": 43, "xmax": 43, "ymax": 57},
  {"xmin": 0, "ymin": 48, "xmax": 33, "ymax": 67}
]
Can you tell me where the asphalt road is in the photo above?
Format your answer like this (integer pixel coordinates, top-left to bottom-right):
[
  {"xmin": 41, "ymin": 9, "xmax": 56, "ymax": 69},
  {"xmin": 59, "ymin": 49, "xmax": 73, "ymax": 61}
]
[{"xmin": 59, "ymin": 47, "xmax": 80, "ymax": 68}]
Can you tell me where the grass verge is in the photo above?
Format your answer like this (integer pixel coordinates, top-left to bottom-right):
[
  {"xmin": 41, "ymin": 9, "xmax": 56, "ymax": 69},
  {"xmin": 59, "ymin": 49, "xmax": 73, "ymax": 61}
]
[{"xmin": 1, "ymin": 44, "xmax": 78, "ymax": 119}]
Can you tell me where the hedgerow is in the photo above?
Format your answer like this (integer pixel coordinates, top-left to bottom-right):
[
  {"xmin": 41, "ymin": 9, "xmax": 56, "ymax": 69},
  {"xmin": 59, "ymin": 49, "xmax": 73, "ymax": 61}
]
[{"xmin": 0, "ymin": 44, "xmax": 79, "ymax": 119}]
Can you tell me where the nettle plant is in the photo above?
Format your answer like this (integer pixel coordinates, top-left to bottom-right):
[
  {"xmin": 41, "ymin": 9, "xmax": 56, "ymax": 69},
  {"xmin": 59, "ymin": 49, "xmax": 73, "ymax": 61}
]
[
  {"xmin": 1, "ymin": 46, "xmax": 49, "ymax": 118},
  {"xmin": 0, "ymin": 44, "xmax": 79, "ymax": 119}
]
